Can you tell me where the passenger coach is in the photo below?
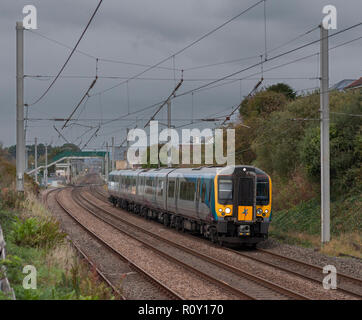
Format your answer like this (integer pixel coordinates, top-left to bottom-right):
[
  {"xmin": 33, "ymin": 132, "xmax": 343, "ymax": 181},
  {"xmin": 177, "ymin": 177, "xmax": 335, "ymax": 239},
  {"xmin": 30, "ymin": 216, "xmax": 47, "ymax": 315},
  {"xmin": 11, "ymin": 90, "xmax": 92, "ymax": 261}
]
[{"xmin": 108, "ymin": 165, "xmax": 272, "ymax": 246}]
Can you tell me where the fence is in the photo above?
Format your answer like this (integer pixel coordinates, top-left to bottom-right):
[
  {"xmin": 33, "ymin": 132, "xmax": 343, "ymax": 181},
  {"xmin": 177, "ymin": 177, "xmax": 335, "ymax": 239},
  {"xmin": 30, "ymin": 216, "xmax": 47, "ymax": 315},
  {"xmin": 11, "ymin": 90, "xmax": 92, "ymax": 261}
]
[{"xmin": 0, "ymin": 224, "xmax": 15, "ymax": 299}]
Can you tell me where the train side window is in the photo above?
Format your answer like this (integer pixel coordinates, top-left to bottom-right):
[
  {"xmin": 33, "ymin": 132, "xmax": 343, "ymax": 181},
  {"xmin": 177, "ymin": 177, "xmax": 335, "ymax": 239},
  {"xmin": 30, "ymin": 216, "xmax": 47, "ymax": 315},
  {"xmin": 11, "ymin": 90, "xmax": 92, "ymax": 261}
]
[
  {"xmin": 201, "ymin": 183, "xmax": 206, "ymax": 203},
  {"xmin": 146, "ymin": 178, "xmax": 153, "ymax": 195},
  {"xmin": 196, "ymin": 179, "xmax": 200, "ymax": 202},
  {"xmin": 158, "ymin": 179, "xmax": 164, "ymax": 197},
  {"xmin": 180, "ymin": 181, "xmax": 195, "ymax": 201},
  {"xmin": 168, "ymin": 181, "xmax": 175, "ymax": 198},
  {"xmin": 209, "ymin": 181, "xmax": 211, "ymax": 203}
]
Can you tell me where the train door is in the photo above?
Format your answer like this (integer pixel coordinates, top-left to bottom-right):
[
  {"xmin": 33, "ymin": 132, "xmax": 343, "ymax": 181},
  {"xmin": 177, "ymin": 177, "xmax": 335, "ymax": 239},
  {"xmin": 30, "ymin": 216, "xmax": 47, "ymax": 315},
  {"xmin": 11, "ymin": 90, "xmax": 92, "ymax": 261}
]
[
  {"xmin": 234, "ymin": 171, "xmax": 256, "ymax": 222},
  {"xmin": 175, "ymin": 176, "xmax": 179, "ymax": 214},
  {"xmin": 198, "ymin": 178, "xmax": 210, "ymax": 221},
  {"xmin": 196, "ymin": 178, "xmax": 201, "ymax": 217}
]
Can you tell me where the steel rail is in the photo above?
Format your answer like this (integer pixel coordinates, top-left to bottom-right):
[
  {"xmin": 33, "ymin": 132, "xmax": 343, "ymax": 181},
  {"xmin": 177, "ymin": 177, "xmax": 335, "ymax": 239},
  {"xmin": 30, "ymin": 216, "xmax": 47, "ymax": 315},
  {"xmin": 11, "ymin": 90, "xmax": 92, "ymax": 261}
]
[
  {"xmin": 224, "ymin": 247, "xmax": 362, "ymax": 299},
  {"xmin": 256, "ymin": 248, "xmax": 362, "ymax": 298},
  {"xmin": 45, "ymin": 187, "xmax": 125, "ymax": 299},
  {"xmin": 91, "ymin": 185, "xmax": 361, "ymax": 299},
  {"xmin": 72, "ymin": 188, "xmax": 255, "ymax": 300},
  {"xmin": 78, "ymin": 187, "xmax": 311, "ymax": 300},
  {"xmin": 52, "ymin": 187, "xmax": 183, "ymax": 300}
]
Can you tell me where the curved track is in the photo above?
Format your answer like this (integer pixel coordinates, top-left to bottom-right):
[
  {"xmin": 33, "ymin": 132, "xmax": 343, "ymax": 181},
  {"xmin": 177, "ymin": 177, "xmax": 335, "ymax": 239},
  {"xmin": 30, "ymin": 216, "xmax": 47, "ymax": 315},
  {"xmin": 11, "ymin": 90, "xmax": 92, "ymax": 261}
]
[
  {"xmin": 46, "ymin": 187, "xmax": 183, "ymax": 300},
  {"xmin": 74, "ymin": 186, "xmax": 310, "ymax": 300},
  {"xmin": 90, "ymin": 184, "xmax": 362, "ymax": 300},
  {"xmin": 229, "ymin": 247, "xmax": 362, "ymax": 299},
  {"xmin": 44, "ymin": 187, "xmax": 126, "ymax": 300}
]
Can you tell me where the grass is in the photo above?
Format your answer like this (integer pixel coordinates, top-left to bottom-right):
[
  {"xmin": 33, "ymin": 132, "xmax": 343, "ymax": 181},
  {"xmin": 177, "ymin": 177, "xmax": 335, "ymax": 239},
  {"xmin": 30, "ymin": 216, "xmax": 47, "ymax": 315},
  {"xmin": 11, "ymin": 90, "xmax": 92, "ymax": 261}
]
[
  {"xmin": 270, "ymin": 194, "xmax": 362, "ymax": 258},
  {"xmin": 0, "ymin": 193, "xmax": 116, "ymax": 300}
]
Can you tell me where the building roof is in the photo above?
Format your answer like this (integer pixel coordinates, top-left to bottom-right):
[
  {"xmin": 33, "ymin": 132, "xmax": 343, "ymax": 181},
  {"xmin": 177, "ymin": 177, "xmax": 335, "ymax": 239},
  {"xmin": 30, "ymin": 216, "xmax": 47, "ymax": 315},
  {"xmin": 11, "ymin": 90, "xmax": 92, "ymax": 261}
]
[
  {"xmin": 330, "ymin": 79, "xmax": 356, "ymax": 91},
  {"xmin": 345, "ymin": 77, "xmax": 362, "ymax": 89}
]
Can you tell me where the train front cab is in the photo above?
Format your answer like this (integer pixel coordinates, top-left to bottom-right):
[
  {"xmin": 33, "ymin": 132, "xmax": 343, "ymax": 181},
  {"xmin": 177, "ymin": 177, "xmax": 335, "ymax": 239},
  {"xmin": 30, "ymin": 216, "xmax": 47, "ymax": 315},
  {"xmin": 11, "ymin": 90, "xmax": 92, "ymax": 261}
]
[{"xmin": 214, "ymin": 166, "xmax": 272, "ymax": 245}]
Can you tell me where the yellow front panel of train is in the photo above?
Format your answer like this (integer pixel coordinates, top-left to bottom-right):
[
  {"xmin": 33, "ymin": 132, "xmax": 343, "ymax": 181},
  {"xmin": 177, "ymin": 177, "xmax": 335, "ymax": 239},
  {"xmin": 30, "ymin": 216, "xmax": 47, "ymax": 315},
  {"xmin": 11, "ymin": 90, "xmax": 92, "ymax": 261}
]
[{"xmin": 238, "ymin": 206, "xmax": 253, "ymax": 222}]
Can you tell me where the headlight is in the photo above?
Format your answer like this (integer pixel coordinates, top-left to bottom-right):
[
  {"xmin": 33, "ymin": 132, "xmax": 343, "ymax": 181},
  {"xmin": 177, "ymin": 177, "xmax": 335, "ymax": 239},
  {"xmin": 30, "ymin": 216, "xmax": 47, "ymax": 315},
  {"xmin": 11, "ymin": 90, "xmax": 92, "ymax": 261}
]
[
  {"xmin": 265, "ymin": 209, "xmax": 269, "ymax": 213},
  {"xmin": 257, "ymin": 208, "xmax": 263, "ymax": 214},
  {"xmin": 225, "ymin": 207, "xmax": 231, "ymax": 214},
  {"xmin": 218, "ymin": 208, "xmax": 223, "ymax": 212}
]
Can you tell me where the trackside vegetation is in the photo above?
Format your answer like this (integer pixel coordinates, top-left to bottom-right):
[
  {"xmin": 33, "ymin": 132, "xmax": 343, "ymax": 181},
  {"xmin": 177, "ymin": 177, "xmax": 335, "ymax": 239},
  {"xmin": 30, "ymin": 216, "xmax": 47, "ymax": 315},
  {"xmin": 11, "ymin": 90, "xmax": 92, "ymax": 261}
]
[
  {"xmin": 233, "ymin": 85, "xmax": 361, "ymax": 257},
  {"xmin": 0, "ymin": 149, "xmax": 115, "ymax": 300}
]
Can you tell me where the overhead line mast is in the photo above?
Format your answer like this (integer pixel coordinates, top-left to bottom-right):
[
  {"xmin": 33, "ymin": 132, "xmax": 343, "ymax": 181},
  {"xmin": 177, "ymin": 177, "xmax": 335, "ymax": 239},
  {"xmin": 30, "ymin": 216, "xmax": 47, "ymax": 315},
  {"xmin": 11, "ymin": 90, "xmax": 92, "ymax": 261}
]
[
  {"xmin": 320, "ymin": 24, "xmax": 330, "ymax": 244},
  {"xmin": 16, "ymin": 21, "xmax": 25, "ymax": 192}
]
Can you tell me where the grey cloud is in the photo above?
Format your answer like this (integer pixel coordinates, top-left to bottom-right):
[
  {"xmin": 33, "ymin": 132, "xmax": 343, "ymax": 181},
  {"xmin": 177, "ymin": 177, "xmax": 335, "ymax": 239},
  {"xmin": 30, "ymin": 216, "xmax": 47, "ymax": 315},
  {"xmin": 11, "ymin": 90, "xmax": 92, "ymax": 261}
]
[{"xmin": 0, "ymin": 0, "xmax": 361, "ymax": 148}]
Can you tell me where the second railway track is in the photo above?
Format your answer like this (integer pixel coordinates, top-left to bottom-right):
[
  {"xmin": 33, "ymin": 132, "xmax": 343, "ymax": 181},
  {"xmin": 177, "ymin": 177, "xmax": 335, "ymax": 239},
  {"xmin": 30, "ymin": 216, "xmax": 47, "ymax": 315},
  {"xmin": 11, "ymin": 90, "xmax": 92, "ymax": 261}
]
[
  {"xmin": 49, "ymin": 187, "xmax": 183, "ymax": 300},
  {"xmin": 89, "ymin": 184, "xmax": 362, "ymax": 300},
  {"xmin": 73, "ymin": 186, "xmax": 311, "ymax": 300},
  {"xmin": 45, "ymin": 184, "xmax": 361, "ymax": 300}
]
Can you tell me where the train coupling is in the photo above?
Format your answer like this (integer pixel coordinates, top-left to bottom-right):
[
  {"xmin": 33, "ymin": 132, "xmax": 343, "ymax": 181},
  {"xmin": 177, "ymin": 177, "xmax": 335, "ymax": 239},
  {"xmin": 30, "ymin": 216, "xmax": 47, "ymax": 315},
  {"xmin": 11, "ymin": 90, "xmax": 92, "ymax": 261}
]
[{"xmin": 239, "ymin": 225, "xmax": 250, "ymax": 236}]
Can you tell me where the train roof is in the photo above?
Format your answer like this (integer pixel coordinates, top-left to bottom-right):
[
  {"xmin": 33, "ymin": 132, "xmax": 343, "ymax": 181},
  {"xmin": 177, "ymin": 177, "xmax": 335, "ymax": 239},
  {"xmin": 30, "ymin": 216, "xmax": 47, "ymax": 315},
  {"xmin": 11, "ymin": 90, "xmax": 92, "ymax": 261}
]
[{"xmin": 109, "ymin": 165, "xmax": 269, "ymax": 178}]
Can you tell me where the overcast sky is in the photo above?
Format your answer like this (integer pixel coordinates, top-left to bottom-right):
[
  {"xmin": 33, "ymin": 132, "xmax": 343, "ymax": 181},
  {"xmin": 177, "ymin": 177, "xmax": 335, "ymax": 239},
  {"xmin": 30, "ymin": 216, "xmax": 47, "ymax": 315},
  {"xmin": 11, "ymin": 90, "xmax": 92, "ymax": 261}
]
[{"xmin": 1, "ymin": 0, "xmax": 361, "ymax": 149}]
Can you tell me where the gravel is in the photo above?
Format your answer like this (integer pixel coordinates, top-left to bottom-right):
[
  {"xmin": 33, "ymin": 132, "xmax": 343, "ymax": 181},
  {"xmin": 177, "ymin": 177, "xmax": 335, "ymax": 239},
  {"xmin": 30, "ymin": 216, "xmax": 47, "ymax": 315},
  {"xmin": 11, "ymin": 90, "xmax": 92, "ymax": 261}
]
[
  {"xmin": 45, "ymin": 188, "xmax": 171, "ymax": 299},
  {"xmin": 53, "ymin": 188, "xmax": 239, "ymax": 300},
  {"xmin": 258, "ymin": 239, "xmax": 362, "ymax": 281},
  {"xmin": 87, "ymin": 187, "xmax": 361, "ymax": 300}
]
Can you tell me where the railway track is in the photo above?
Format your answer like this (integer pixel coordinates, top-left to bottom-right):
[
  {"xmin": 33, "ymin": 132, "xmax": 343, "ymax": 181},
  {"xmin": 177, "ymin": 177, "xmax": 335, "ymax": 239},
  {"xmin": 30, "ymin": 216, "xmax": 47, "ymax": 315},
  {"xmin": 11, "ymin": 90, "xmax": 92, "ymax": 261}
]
[
  {"xmin": 89, "ymin": 184, "xmax": 362, "ymax": 300},
  {"xmin": 74, "ymin": 187, "xmax": 311, "ymax": 300},
  {"xmin": 47, "ymin": 187, "xmax": 183, "ymax": 300},
  {"xmin": 44, "ymin": 187, "xmax": 126, "ymax": 300},
  {"xmin": 229, "ymin": 248, "xmax": 362, "ymax": 299}
]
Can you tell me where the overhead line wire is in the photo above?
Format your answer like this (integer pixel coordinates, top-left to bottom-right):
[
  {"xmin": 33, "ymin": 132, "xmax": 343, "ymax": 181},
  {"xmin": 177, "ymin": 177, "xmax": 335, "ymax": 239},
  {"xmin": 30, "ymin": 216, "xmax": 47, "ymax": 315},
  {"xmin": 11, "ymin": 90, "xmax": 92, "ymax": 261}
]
[
  {"xmin": 26, "ymin": 0, "xmax": 104, "ymax": 107},
  {"xmin": 175, "ymin": 23, "xmax": 362, "ymax": 98},
  {"xmin": 62, "ymin": 77, "xmax": 98, "ymax": 129},
  {"xmin": 91, "ymin": 0, "xmax": 266, "ymax": 96}
]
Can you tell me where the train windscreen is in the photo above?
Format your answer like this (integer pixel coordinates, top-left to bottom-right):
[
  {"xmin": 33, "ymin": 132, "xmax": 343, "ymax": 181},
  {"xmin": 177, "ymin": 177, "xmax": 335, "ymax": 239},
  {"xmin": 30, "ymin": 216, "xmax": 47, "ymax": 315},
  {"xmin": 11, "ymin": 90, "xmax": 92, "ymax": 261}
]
[
  {"xmin": 218, "ymin": 178, "xmax": 233, "ymax": 202},
  {"xmin": 256, "ymin": 181, "xmax": 269, "ymax": 205}
]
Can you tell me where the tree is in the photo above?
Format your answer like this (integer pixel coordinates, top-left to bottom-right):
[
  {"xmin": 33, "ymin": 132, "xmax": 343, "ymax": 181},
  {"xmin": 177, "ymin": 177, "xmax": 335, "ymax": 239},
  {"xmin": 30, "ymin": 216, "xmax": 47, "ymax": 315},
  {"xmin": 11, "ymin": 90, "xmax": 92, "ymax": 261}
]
[
  {"xmin": 239, "ymin": 90, "xmax": 287, "ymax": 120},
  {"xmin": 267, "ymin": 83, "xmax": 296, "ymax": 100},
  {"xmin": 299, "ymin": 91, "xmax": 361, "ymax": 196}
]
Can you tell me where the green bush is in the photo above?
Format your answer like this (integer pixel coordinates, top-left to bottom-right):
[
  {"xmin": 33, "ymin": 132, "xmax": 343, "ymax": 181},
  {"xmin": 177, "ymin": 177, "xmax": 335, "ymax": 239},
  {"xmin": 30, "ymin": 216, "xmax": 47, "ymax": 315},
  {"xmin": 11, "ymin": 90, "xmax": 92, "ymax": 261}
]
[
  {"xmin": 240, "ymin": 90, "xmax": 287, "ymax": 119},
  {"xmin": 299, "ymin": 96, "xmax": 361, "ymax": 196},
  {"xmin": 267, "ymin": 83, "xmax": 296, "ymax": 100},
  {"xmin": 10, "ymin": 216, "xmax": 66, "ymax": 249},
  {"xmin": 271, "ymin": 193, "xmax": 361, "ymax": 237},
  {"xmin": 252, "ymin": 111, "xmax": 306, "ymax": 176},
  {"xmin": 0, "ymin": 254, "xmax": 23, "ymax": 284}
]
